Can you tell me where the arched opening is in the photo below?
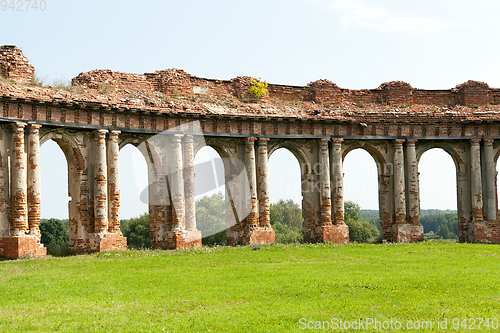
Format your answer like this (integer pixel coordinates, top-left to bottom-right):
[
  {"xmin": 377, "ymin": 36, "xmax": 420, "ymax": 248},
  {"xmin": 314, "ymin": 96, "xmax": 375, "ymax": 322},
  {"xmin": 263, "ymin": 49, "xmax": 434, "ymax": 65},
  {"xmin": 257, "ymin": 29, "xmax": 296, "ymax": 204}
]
[
  {"xmin": 418, "ymin": 148, "xmax": 458, "ymax": 240},
  {"xmin": 40, "ymin": 139, "xmax": 70, "ymax": 255},
  {"xmin": 268, "ymin": 147, "xmax": 303, "ymax": 243},
  {"xmin": 342, "ymin": 148, "xmax": 380, "ymax": 242},
  {"xmin": 193, "ymin": 145, "xmax": 226, "ymax": 246},
  {"xmin": 118, "ymin": 143, "xmax": 149, "ymax": 248}
]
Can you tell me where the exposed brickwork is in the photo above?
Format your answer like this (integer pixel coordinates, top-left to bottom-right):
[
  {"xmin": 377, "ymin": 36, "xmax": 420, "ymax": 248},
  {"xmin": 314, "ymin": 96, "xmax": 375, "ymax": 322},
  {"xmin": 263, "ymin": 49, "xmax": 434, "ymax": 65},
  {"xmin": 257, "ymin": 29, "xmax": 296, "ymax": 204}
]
[
  {"xmin": 2, "ymin": 45, "xmax": 500, "ymax": 257},
  {"xmin": 392, "ymin": 224, "xmax": 424, "ymax": 243},
  {"xmin": 2, "ymin": 235, "xmax": 46, "ymax": 259},
  {"xmin": 0, "ymin": 46, "xmax": 34, "ymax": 83}
]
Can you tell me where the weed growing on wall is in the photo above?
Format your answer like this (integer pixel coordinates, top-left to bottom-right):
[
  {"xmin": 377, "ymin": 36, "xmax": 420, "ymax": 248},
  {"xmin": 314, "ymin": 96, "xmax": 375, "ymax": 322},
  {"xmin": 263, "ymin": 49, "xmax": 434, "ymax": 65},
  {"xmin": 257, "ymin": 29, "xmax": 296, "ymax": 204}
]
[{"xmin": 248, "ymin": 77, "xmax": 268, "ymax": 99}]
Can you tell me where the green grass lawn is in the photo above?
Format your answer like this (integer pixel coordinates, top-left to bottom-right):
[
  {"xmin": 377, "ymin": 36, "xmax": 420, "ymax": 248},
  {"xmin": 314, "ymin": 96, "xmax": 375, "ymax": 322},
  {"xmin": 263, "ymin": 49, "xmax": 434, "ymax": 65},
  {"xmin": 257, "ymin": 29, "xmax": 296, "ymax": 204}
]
[{"xmin": 0, "ymin": 241, "xmax": 499, "ymax": 332}]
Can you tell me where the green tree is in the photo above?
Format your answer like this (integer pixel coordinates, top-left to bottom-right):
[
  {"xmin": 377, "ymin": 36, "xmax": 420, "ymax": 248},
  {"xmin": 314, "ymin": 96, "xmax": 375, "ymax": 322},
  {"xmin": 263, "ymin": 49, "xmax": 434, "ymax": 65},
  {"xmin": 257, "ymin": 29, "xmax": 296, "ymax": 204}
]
[
  {"xmin": 344, "ymin": 201, "xmax": 379, "ymax": 243},
  {"xmin": 196, "ymin": 192, "xmax": 226, "ymax": 246},
  {"xmin": 270, "ymin": 199, "xmax": 303, "ymax": 243},
  {"xmin": 122, "ymin": 213, "xmax": 150, "ymax": 248},
  {"xmin": 39, "ymin": 218, "xmax": 70, "ymax": 256}
]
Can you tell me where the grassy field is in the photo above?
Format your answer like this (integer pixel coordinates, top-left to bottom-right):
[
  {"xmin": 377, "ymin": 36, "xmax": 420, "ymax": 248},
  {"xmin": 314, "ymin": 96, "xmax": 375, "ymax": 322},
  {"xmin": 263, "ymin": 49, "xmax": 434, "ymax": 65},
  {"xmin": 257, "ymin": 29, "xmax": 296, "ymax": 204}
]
[{"xmin": 0, "ymin": 241, "xmax": 499, "ymax": 332}]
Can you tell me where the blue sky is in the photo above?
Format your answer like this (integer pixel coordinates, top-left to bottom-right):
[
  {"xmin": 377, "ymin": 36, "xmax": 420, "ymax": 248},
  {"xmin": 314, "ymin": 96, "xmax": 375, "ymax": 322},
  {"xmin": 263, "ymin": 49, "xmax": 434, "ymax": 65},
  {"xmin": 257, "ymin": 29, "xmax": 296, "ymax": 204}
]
[{"xmin": 3, "ymin": 0, "xmax": 499, "ymax": 218}]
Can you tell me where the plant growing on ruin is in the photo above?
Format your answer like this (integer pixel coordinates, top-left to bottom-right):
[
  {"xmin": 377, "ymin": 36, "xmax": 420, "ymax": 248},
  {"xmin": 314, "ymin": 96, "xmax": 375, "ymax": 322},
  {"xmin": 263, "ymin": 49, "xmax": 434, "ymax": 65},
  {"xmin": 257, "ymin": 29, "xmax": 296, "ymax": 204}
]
[
  {"xmin": 98, "ymin": 82, "xmax": 115, "ymax": 93},
  {"xmin": 248, "ymin": 77, "xmax": 268, "ymax": 100}
]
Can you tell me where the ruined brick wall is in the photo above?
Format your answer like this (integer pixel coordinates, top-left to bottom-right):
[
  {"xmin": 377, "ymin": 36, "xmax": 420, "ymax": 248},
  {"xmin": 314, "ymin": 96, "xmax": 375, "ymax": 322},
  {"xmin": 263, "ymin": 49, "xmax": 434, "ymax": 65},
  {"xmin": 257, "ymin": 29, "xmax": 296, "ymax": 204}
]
[{"xmin": 0, "ymin": 45, "xmax": 34, "ymax": 83}]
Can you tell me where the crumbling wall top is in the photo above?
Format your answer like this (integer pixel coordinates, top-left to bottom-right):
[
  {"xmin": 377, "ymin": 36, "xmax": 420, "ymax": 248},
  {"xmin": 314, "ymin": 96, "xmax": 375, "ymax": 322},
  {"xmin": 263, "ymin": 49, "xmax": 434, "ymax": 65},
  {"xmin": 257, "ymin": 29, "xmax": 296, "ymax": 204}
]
[{"xmin": 0, "ymin": 45, "xmax": 35, "ymax": 83}]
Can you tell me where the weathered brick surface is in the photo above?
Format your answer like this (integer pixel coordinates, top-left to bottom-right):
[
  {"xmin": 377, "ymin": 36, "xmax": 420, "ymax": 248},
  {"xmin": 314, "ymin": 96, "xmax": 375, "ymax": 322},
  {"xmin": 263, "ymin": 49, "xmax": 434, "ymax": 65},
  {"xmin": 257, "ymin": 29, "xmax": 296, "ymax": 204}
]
[
  {"xmin": 2, "ymin": 45, "xmax": 500, "ymax": 257},
  {"xmin": 0, "ymin": 46, "xmax": 34, "ymax": 83}
]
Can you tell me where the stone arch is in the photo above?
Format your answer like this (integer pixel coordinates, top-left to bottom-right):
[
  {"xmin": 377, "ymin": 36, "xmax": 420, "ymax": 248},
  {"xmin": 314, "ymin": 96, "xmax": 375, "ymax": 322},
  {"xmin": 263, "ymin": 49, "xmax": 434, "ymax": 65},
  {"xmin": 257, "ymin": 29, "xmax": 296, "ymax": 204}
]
[
  {"xmin": 342, "ymin": 142, "xmax": 389, "ymax": 240},
  {"xmin": 268, "ymin": 140, "xmax": 313, "ymax": 241},
  {"xmin": 416, "ymin": 142, "xmax": 465, "ymax": 174},
  {"xmin": 342, "ymin": 142, "xmax": 387, "ymax": 174},
  {"xmin": 417, "ymin": 142, "xmax": 465, "ymax": 241},
  {"xmin": 39, "ymin": 129, "xmax": 88, "ymax": 252},
  {"xmin": 40, "ymin": 130, "xmax": 86, "ymax": 172},
  {"xmin": 268, "ymin": 140, "xmax": 312, "ymax": 176}
]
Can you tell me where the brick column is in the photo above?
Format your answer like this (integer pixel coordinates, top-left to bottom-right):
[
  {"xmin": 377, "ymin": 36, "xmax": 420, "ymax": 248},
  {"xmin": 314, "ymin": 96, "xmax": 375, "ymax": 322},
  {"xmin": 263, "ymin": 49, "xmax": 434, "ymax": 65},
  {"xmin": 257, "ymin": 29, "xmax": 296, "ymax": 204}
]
[
  {"xmin": 183, "ymin": 135, "xmax": 196, "ymax": 231},
  {"xmin": 244, "ymin": 138, "xmax": 258, "ymax": 229},
  {"xmin": 27, "ymin": 124, "xmax": 42, "ymax": 236},
  {"xmin": 94, "ymin": 130, "xmax": 108, "ymax": 233},
  {"xmin": 11, "ymin": 123, "xmax": 28, "ymax": 236},
  {"xmin": 170, "ymin": 134, "xmax": 185, "ymax": 232},
  {"xmin": 107, "ymin": 130, "xmax": 121, "ymax": 234},
  {"xmin": 393, "ymin": 140, "xmax": 406, "ymax": 224},
  {"xmin": 482, "ymin": 139, "xmax": 496, "ymax": 221},
  {"xmin": 330, "ymin": 139, "xmax": 344, "ymax": 225},
  {"xmin": 319, "ymin": 139, "xmax": 332, "ymax": 226},
  {"xmin": 470, "ymin": 139, "xmax": 483, "ymax": 220},
  {"xmin": 257, "ymin": 138, "xmax": 270, "ymax": 228},
  {"xmin": 406, "ymin": 140, "xmax": 420, "ymax": 224}
]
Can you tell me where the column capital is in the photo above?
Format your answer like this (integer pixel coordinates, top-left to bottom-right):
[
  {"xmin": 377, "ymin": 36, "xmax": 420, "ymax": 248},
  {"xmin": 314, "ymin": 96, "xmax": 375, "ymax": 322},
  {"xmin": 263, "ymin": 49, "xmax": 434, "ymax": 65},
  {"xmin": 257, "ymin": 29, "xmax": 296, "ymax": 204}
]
[
  {"xmin": 27, "ymin": 124, "xmax": 42, "ymax": 132},
  {"xmin": 318, "ymin": 138, "xmax": 330, "ymax": 146},
  {"xmin": 470, "ymin": 139, "xmax": 481, "ymax": 145},
  {"xmin": 244, "ymin": 137, "xmax": 257, "ymax": 144},
  {"xmin": 406, "ymin": 139, "xmax": 418, "ymax": 145},
  {"xmin": 11, "ymin": 122, "xmax": 26, "ymax": 131},
  {"xmin": 109, "ymin": 130, "xmax": 121, "ymax": 137},
  {"xmin": 95, "ymin": 129, "xmax": 108, "ymax": 137},
  {"xmin": 183, "ymin": 134, "xmax": 194, "ymax": 142},
  {"xmin": 393, "ymin": 139, "xmax": 405, "ymax": 145},
  {"xmin": 331, "ymin": 139, "xmax": 344, "ymax": 144},
  {"xmin": 257, "ymin": 138, "xmax": 270, "ymax": 144},
  {"xmin": 483, "ymin": 138, "xmax": 494, "ymax": 144}
]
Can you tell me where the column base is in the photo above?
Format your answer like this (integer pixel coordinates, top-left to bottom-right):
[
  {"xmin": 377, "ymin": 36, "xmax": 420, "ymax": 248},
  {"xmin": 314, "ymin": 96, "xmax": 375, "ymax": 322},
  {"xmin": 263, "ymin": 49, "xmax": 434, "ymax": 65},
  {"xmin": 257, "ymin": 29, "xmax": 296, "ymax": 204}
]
[
  {"xmin": 87, "ymin": 233, "xmax": 127, "ymax": 252},
  {"xmin": 392, "ymin": 224, "xmax": 424, "ymax": 243},
  {"xmin": 1, "ymin": 235, "xmax": 47, "ymax": 259},
  {"xmin": 241, "ymin": 227, "xmax": 275, "ymax": 245},
  {"xmin": 315, "ymin": 223, "xmax": 349, "ymax": 244},
  {"xmin": 153, "ymin": 230, "xmax": 202, "ymax": 249},
  {"xmin": 473, "ymin": 220, "xmax": 500, "ymax": 243},
  {"xmin": 227, "ymin": 224, "xmax": 240, "ymax": 246}
]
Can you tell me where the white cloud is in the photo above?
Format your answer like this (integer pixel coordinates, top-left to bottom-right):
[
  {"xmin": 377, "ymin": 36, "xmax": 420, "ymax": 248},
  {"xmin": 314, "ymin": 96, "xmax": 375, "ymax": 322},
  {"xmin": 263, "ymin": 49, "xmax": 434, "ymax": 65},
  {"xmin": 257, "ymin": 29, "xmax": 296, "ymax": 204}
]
[{"xmin": 310, "ymin": 0, "xmax": 453, "ymax": 33}]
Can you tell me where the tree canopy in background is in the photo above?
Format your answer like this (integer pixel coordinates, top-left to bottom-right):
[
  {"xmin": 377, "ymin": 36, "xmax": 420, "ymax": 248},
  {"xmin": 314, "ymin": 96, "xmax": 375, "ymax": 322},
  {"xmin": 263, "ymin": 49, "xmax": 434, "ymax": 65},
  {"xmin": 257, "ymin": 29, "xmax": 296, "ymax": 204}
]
[
  {"xmin": 121, "ymin": 213, "xmax": 150, "ymax": 248},
  {"xmin": 269, "ymin": 199, "xmax": 303, "ymax": 243},
  {"xmin": 39, "ymin": 218, "xmax": 70, "ymax": 256},
  {"xmin": 344, "ymin": 201, "xmax": 380, "ymax": 243},
  {"xmin": 196, "ymin": 192, "xmax": 226, "ymax": 246}
]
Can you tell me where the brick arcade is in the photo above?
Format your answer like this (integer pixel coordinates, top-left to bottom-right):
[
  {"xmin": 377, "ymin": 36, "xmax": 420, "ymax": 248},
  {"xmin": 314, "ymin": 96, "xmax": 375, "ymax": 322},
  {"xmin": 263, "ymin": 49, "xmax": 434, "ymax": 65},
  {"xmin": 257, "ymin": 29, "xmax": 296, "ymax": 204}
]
[{"xmin": 1, "ymin": 45, "xmax": 499, "ymax": 258}]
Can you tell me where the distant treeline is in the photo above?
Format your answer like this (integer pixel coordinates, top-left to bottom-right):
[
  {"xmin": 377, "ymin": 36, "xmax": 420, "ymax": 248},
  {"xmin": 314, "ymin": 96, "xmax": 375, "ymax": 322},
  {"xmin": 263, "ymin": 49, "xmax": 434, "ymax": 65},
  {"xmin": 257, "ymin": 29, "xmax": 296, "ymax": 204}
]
[
  {"xmin": 361, "ymin": 209, "xmax": 457, "ymax": 219},
  {"xmin": 361, "ymin": 209, "xmax": 459, "ymax": 240}
]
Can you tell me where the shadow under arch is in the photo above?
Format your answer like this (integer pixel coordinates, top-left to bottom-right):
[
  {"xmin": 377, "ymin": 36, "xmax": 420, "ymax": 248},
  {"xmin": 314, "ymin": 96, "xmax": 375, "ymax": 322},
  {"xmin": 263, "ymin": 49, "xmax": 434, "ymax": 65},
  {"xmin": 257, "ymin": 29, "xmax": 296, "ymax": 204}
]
[{"xmin": 40, "ymin": 130, "xmax": 87, "ymax": 252}]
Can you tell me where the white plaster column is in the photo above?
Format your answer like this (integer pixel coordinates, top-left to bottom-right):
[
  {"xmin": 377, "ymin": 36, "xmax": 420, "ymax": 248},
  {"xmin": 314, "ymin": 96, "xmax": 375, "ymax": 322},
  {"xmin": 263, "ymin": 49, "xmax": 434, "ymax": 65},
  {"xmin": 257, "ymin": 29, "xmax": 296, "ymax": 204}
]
[
  {"xmin": 183, "ymin": 135, "xmax": 196, "ymax": 231},
  {"xmin": 257, "ymin": 138, "xmax": 270, "ymax": 228},
  {"xmin": 405, "ymin": 140, "xmax": 420, "ymax": 224},
  {"xmin": 244, "ymin": 138, "xmax": 259, "ymax": 229},
  {"xmin": 170, "ymin": 134, "xmax": 185, "ymax": 232},
  {"xmin": 330, "ymin": 139, "xmax": 344, "ymax": 225},
  {"xmin": 107, "ymin": 130, "xmax": 121, "ymax": 234},
  {"xmin": 470, "ymin": 139, "xmax": 483, "ymax": 220},
  {"xmin": 482, "ymin": 139, "xmax": 496, "ymax": 221},
  {"xmin": 94, "ymin": 130, "xmax": 108, "ymax": 233},
  {"xmin": 11, "ymin": 123, "xmax": 28, "ymax": 235},
  {"xmin": 393, "ymin": 140, "xmax": 406, "ymax": 224},
  {"xmin": 319, "ymin": 139, "xmax": 332, "ymax": 226},
  {"xmin": 27, "ymin": 124, "xmax": 42, "ymax": 236}
]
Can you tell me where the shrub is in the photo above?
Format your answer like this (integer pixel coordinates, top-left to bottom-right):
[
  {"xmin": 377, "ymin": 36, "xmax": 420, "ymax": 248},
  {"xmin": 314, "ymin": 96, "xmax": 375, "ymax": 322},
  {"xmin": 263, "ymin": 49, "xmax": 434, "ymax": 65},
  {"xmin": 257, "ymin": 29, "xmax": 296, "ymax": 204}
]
[{"xmin": 248, "ymin": 77, "xmax": 268, "ymax": 99}]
